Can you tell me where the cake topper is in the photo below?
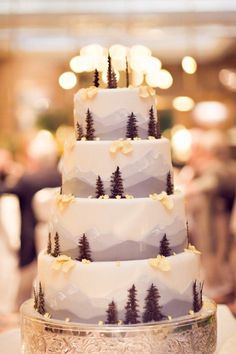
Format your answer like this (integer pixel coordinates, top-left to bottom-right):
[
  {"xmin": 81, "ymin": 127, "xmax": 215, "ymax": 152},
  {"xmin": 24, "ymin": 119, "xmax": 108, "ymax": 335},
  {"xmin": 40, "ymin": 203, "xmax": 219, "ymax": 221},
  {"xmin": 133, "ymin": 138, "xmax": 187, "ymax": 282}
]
[
  {"xmin": 110, "ymin": 166, "xmax": 124, "ymax": 198},
  {"xmin": 159, "ymin": 234, "xmax": 172, "ymax": 257},
  {"xmin": 125, "ymin": 56, "xmax": 129, "ymax": 88},
  {"xmin": 124, "ymin": 284, "xmax": 140, "ymax": 324},
  {"xmin": 107, "ymin": 54, "xmax": 117, "ymax": 89},
  {"xmin": 85, "ymin": 109, "xmax": 95, "ymax": 140},
  {"xmin": 76, "ymin": 122, "xmax": 84, "ymax": 141},
  {"xmin": 126, "ymin": 112, "xmax": 139, "ymax": 140},
  {"xmin": 143, "ymin": 284, "xmax": 165, "ymax": 322},
  {"xmin": 52, "ymin": 232, "xmax": 60, "ymax": 257},
  {"xmin": 93, "ymin": 68, "xmax": 100, "ymax": 88},
  {"xmin": 166, "ymin": 171, "xmax": 174, "ymax": 195},
  {"xmin": 95, "ymin": 175, "xmax": 105, "ymax": 198},
  {"xmin": 77, "ymin": 233, "xmax": 93, "ymax": 262},
  {"xmin": 148, "ymin": 106, "xmax": 157, "ymax": 138},
  {"xmin": 106, "ymin": 301, "xmax": 118, "ymax": 324}
]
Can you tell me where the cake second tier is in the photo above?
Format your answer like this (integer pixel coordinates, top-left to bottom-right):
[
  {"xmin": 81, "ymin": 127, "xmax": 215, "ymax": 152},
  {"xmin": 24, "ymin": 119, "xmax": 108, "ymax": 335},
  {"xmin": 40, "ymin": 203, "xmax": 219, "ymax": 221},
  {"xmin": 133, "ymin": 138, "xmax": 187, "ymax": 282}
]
[{"xmin": 62, "ymin": 138, "xmax": 172, "ymax": 197}]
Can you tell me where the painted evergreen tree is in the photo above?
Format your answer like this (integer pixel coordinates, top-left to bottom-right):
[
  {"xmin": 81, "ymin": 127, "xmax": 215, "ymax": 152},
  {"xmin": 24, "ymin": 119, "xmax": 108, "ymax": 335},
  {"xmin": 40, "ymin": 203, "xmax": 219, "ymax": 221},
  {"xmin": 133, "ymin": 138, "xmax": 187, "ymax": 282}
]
[
  {"xmin": 93, "ymin": 68, "xmax": 99, "ymax": 87},
  {"xmin": 186, "ymin": 221, "xmax": 190, "ymax": 246},
  {"xmin": 76, "ymin": 121, "xmax": 84, "ymax": 141},
  {"xmin": 143, "ymin": 284, "xmax": 165, "ymax": 323},
  {"xmin": 38, "ymin": 282, "xmax": 45, "ymax": 315},
  {"xmin": 125, "ymin": 56, "xmax": 129, "ymax": 88},
  {"xmin": 95, "ymin": 175, "xmax": 105, "ymax": 198},
  {"xmin": 156, "ymin": 112, "xmax": 162, "ymax": 139},
  {"xmin": 159, "ymin": 234, "xmax": 172, "ymax": 257},
  {"xmin": 111, "ymin": 69, "xmax": 117, "ymax": 88},
  {"xmin": 124, "ymin": 285, "xmax": 140, "ymax": 324},
  {"xmin": 107, "ymin": 54, "xmax": 117, "ymax": 89},
  {"xmin": 85, "ymin": 109, "xmax": 95, "ymax": 140},
  {"xmin": 200, "ymin": 281, "xmax": 204, "ymax": 308},
  {"xmin": 193, "ymin": 280, "xmax": 202, "ymax": 312},
  {"xmin": 166, "ymin": 171, "xmax": 174, "ymax": 195},
  {"xmin": 52, "ymin": 232, "xmax": 60, "ymax": 257},
  {"xmin": 77, "ymin": 233, "xmax": 92, "ymax": 261},
  {"xmin": 47, "ymin": 232, "xmax": 52, "ymax": 255},
  {"xmin": 33, "ymin": 287, "xmax": 38, "ymax": 310},
  {"xmin": 126, "ymin": 112, "xmax": 139, "ymax": 140},
  {"xmin": 148, "ymin": 106, "xmax": 157, "ymax": 138},
  {"xmin": 110, "ymin": 166, "xmax": 124, "ymax": 198},
  {"xmin": 105, "ymin": 300, "xmax": 118, "ymax": 324}
]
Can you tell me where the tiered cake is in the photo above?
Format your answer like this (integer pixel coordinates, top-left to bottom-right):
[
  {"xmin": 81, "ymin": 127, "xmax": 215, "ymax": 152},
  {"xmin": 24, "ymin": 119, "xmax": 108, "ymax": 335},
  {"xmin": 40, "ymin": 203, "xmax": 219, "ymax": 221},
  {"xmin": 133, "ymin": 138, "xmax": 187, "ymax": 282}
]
[{"xmin": 34, "ymin": 56, "xmax": 203, "ymax": 325}]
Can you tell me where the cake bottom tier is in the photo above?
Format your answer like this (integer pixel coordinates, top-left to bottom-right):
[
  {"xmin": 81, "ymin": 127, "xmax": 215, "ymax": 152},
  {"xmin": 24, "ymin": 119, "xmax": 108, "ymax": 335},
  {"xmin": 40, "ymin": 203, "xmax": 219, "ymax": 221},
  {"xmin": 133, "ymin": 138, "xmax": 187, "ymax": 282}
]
[
  {"xmin": 21, "ymin": 298, "xmax": 217, "ymax": 354},
  {"xmin": 38, "ymin": 251, "xmax": 200, "ymax": 323}
]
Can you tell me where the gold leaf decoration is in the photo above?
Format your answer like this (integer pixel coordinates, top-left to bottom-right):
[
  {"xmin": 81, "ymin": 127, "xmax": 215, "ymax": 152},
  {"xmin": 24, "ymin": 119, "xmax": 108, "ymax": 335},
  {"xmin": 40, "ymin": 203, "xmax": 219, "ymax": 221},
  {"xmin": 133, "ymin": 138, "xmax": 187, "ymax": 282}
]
[
  {"xmin": 184, "ymin": 244, "xmax": 202, "ymax": 255},
  {"xmin": 56, "ymin": 193, "xmax": 75, "ymax": 212},
  {"xmin": 149, "ymin": 255, "xmax": 171, "ymax": 272},
  {"xmin": 52, "ymin": 255, "xmax": 75, "ymax": 273},
  {"xmin": 149, "ymin": 191, "xmax": 174, "ymax": 210}
]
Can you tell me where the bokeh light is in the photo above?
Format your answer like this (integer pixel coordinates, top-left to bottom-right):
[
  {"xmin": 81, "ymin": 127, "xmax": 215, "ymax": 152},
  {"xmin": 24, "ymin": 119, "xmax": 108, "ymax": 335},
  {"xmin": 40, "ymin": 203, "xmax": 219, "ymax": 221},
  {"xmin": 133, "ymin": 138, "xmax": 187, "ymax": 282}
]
[
  {"xmin": 182, "ymin": 56, "xmax": 197, "ymax": 74},
  {"xmin": 193, "ymin": 101, "xmax": 228, "ymax": 125},
  {"xmin": 58, "ymin": 72, "xmax": 77, "ymax": 89},
  {"xmin": 173, "ymin": 96, "xmax": 195, "ymax": 111}
]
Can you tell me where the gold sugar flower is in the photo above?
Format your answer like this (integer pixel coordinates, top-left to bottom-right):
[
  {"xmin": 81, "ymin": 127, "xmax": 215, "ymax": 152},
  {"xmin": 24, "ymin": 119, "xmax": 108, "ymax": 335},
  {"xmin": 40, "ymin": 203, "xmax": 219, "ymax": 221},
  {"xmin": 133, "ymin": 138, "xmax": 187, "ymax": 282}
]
[
  {"xmin": 56, "ymin": 193, "xmax": 75, "ymax": 212},
  {"xmin": 149, "ymin": 191, "xmax": 174, "ymax": 210},
  {"xmin": 149, "ymin": 255, "xmax": 171, "ymax": 272},
  {"xmin": 79, "ymin": 86, "xmax": 98, "ymax": 100},
  {"xmin": 81, "ymin": 259, "xmax": 91, "ymax": 264},
  {"xmin": 184, "ymin": 244, "xmax": 202, "ymax": 255},
  {"xmin": 139, "ymin": 86, "xmax": 155, "ymax": 98},
  {"xmin": 52, "ymin": 255, "xmax": 75, "ymax": 273}
]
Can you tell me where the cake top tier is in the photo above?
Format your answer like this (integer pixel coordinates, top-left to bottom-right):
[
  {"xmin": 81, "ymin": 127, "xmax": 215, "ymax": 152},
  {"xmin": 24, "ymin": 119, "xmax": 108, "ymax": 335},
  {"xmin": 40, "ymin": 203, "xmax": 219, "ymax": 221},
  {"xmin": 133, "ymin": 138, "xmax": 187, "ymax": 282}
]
[{"xmin": 74, "ymin": 86, "xmax": 159, "ymax": 141}]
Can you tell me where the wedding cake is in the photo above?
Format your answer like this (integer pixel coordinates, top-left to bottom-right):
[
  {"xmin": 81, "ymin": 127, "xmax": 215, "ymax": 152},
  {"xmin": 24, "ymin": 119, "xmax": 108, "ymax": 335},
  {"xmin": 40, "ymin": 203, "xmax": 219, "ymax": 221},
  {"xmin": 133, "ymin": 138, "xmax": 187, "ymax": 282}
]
[{"xmin": 33, "ymin": 55, "xmax": 203, "ymax": 325}]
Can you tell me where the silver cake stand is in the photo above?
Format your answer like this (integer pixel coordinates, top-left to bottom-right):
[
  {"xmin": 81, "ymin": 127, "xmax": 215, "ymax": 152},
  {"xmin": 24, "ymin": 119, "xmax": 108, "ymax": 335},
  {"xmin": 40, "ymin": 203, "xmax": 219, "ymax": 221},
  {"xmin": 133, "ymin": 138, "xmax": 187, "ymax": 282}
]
[{"xmin": 21, "ymin": 297, "xmax": 217, "ymax": 354}]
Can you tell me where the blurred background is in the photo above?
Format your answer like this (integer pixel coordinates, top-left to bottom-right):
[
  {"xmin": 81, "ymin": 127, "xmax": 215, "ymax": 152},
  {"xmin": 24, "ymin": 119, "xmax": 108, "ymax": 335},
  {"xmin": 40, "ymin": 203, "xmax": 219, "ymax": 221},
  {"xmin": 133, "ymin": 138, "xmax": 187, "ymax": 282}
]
[{"xmin": 0, "ymin": 0, "xmax": 236, "ymax": 332}]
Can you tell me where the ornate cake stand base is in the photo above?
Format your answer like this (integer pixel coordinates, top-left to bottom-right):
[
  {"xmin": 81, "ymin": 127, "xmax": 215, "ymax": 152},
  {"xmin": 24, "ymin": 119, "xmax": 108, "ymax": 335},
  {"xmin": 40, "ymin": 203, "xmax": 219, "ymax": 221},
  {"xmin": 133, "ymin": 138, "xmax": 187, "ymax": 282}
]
[{"xmin": 21, "ymin": 298, "xmax": 217, "ymax": 354}]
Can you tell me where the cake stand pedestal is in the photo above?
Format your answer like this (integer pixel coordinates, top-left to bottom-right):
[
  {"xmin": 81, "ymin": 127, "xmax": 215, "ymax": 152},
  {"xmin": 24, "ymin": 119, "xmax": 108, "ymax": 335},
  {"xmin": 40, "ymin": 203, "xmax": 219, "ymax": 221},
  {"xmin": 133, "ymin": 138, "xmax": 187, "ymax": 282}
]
[{"xmin": 21, "ymin": 298, "xmax": 217, "ymax": 354}]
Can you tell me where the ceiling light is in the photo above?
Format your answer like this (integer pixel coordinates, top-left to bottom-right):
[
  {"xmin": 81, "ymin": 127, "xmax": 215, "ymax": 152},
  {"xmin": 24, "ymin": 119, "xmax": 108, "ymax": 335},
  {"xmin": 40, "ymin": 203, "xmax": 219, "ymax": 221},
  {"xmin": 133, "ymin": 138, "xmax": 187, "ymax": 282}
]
[
  {"xmin": 59, "ymin": 72, "xmax": 77, "ymax": 90},
  {"xmin": 173, "ymin": 96, "xmax": 195, "ymax": 111},
  {"xmin": 182, "ymin": 56, "xmax": 197, "ymax": 74}
]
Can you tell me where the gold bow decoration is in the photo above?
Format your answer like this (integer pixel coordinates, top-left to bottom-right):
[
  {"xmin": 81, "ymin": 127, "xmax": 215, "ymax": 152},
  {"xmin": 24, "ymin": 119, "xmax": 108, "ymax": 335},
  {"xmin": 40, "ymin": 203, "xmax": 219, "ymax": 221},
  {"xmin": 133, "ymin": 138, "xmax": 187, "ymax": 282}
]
[
  {"xmin": 79, "ymin": 86, "xmax": 98, "ymax": 100},
  {"xmin": 109, "ymin": 140, "xmax": 133, "ymax": 156}
]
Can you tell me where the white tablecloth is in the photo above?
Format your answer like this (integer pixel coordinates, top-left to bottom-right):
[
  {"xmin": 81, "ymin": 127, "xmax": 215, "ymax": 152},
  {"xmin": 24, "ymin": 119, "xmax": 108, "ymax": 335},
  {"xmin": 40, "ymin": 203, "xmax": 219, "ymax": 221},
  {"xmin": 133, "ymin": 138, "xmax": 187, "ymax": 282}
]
[{"xmin": 1, "ymin": 305, "xmax": 236, "ymax": 354}]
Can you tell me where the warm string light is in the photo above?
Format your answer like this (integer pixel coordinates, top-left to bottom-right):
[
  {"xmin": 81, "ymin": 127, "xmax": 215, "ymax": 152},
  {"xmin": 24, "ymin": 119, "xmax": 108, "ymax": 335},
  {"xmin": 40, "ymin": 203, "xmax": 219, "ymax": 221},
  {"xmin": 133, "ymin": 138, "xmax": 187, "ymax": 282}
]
[
  {"xmin": 58, "ymin": 72, "xmax": 77, "ymax": 90},
  {"xmin": 173, "ymin": 96, "xmax": 195, "ymax": 112},
  {"xmin": 181, "ymin": 56, "xmax": 197, "ymax": 74}
]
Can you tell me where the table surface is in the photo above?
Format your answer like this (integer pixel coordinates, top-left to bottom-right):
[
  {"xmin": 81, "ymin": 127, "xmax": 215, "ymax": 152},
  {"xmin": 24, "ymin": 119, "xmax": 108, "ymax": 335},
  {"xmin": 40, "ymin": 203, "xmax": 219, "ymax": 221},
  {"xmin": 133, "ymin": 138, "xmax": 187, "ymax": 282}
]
[{"xmin": 1, "ymin": 305, "xmax": 236, "ymax": 354}]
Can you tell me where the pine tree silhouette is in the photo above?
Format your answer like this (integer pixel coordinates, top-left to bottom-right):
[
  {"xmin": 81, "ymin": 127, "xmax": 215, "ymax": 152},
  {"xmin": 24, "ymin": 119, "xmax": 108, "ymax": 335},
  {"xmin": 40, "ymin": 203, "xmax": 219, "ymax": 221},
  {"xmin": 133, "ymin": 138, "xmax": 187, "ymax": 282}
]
[
  {"xmin": 125, "ymin": 56, "xmax": 129, "ymax": 88},
  {"xmin": 126, "ymin": 112, "xmax": 139, "ymax": 140},
  {"xmin": 47, "ymin": 233, "xmax": 52, "ymax": 255},
  {"xmin": 107, "ymin": 54, "xmax": 117, "ymax": 89},
  {"xmin": 93, "ymin": 68, "xmax": 99, "ymax": 87},
  {"xmin": 110, "ymin": 166, "xmax": 124, "ymax": 198},
  {"xmin": 124, "ymin": 285, "xmax": 140, "ymax": 324},
  {"xmin": 77, "ymin": 233, "xmax": 93, "ymax": 261},
  {"xmin": 143, "ymin": 284, "xmax": 165, "ymax": 323},
  {"xmin": 159, "ymin": 234, "xmax": 172, "ymax": 257},
  {"xmin": 111, "ymin": 69, "xmax": 117, "ymax": 88},
  {"xmin": 38, "ymin": 282, "xmax": 45, "ymax": 315},
  {"xmin": 105, "ymin": 301, "xmax": 118, "ymax": 324},
  {"xmin": 166, "ymin": 171, "xmax": 174, "ymax": 195},
  {"xmin": 85, "ymin": 109, "xmax": 95, "ymax": 140},
  {"xmin": 186, "ymin": 221, "xmax": 190, "ymax": 246},
  {"xmin": 76, "ymin": 122, "xmax": 84, "ymax": 141},
  {"xmin": 33, "ymin": 287, "xmax": 38, "ymax": 310},
  {"xmin": 148, "ymin": 106, "xmax": 157, "ymax": 138},
  {"xmin": 52, "ymin": 232, "xmax": 60, "ymax": 257},
  {"xmin": 156, "ymin": 113, "xmax": 161, "ymax": 139},
  {"xmin": 193, "ymin": 280, "xmax": 202, "ymax": 312},
  {"xmin": 95, "ymin": 175, "xmax": 105, "ymax": 198}
]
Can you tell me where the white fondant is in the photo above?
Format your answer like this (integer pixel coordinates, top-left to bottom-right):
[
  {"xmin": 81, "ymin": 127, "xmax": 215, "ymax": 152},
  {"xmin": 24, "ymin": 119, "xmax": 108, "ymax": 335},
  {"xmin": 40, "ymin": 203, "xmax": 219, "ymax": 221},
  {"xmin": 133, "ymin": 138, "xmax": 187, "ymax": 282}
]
[
  {"xmin": 74, "ymin": 88, "xmax": 156, "ymax": 140},
  {"xmin": 51, "ymin": 193, "xmax": 187, "ymax": 260},
  {"xmin": 38, "ymin": 251, "xmax": 200, "ymax": 322},
  {"xmin": 62, "ymin": 139, "xmax": 172, "ymax": 197}
]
